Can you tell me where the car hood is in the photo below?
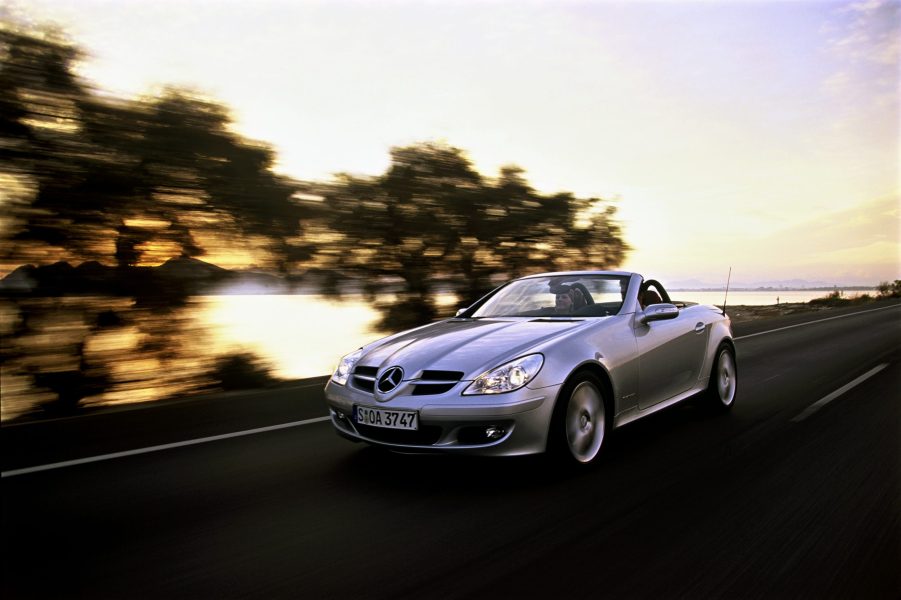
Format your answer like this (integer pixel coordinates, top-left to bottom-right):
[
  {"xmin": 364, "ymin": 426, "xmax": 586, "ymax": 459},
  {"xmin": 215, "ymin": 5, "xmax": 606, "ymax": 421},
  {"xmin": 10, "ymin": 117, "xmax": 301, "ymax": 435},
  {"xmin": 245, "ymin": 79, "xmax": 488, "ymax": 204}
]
[{"xmin": 358, "ymin": 318, "xmax": 595, "ymax": 380}]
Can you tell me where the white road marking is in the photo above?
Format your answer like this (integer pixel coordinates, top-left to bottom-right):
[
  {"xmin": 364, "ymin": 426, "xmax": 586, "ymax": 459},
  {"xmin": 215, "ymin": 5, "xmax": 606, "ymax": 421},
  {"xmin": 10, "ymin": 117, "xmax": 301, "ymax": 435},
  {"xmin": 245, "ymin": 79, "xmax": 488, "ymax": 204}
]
[
  {"xmin": 1, "ymin": 379, "xmax": 331, "ymax": 428},
  {"xmin": 5, "ymin": 304, "xmax": 898, "ymax": 477},
  {"xmin": 790, "ymin": 364, "xmax": 889, "ymax": 423},
  {"xmin": 1, "ymin": 416, "xmax": 331, "ymax": 478},
  {"xmin": 733, "ymin": 304, "xmax": 900, "ymax": 341}
]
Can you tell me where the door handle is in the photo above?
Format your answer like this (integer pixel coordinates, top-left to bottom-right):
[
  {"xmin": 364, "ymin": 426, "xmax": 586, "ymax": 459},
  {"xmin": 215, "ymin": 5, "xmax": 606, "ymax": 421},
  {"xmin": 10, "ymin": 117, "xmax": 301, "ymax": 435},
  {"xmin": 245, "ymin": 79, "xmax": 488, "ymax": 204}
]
[{"xmin": 694, "ymin": 322, "xmax": 705, "ymax": 333}]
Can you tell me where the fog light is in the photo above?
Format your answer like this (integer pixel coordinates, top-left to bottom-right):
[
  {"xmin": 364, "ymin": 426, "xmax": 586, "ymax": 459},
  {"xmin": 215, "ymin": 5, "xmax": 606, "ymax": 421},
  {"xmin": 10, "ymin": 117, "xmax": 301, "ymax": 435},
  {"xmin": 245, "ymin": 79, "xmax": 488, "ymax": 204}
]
[{"xmin": 485, "ymin": 426, "xmax": 505, "ymax": 440}]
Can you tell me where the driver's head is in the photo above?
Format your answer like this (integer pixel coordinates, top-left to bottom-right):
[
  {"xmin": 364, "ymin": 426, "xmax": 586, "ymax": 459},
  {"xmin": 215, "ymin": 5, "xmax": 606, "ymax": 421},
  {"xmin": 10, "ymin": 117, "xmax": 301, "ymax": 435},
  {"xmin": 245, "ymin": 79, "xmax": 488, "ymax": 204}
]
[{"xmin": 555, "ymin": 289, "xmax": 573, "ymax": 311}]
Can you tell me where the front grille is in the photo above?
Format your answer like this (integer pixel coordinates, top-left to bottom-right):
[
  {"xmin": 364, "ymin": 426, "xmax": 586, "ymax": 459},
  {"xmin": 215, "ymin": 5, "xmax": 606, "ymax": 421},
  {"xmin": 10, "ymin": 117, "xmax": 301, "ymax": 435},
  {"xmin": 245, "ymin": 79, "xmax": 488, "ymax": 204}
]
[
  {"xmin": 355, "ymin": 423, "xmax": 443, "ymax": 445},
  {"xmin": 420, "ymin": 370, "xmax": 464, "ymax": 381},
  {"xmin": 351, "ymin": 366, "xmax": 378, "ymax": 393},
  {"xmin": 350, "ymin": 367, "xmax": 465, "ymax": 396},
  {"xmin": 411, "ymin": 369, "xmax": 464, "ymax": 396}
]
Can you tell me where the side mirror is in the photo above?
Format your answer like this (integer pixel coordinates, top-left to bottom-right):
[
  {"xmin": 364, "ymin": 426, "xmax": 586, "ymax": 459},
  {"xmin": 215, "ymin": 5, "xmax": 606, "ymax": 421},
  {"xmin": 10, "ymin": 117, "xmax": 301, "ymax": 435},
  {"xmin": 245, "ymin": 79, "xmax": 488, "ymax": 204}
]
[
  {"xmin": 455, "ymin": 308, "xmax": 468, "ymax": 317},
  {"xmin": 640, "ymin": 303, "xmax": 679, "ymax": 324}
]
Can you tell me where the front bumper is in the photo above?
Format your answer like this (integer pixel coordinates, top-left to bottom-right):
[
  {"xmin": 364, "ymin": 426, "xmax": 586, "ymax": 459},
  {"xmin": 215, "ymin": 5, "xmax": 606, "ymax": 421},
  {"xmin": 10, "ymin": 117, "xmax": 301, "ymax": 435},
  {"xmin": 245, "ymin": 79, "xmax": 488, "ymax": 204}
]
[{"xmin": 324, "ymin": 379, "xmax": 561, "ymax": 456}]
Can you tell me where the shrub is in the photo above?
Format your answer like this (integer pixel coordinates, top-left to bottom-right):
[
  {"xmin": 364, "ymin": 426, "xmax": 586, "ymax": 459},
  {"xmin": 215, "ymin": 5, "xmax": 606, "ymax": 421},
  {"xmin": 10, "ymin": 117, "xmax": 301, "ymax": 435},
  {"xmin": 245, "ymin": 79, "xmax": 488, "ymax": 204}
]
[
  {"xmin": 876, "ymin": 280, "xmax": 901, "ymax": 298},
  {"xmin": 809, "ymin": 290, "xmax": 847, "ymax": 307},
  {"xmin": 209, "ymin": 352, "xmax": 277, "ymax": 391}
]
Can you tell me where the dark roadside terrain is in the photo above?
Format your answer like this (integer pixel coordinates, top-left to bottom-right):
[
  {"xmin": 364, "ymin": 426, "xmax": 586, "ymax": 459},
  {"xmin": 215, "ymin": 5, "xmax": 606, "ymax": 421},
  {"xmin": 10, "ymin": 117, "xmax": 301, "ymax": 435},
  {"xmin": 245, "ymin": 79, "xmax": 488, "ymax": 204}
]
[{"xmin": 3, "ymin": 300, "xmax": 900, "ymax": 599}]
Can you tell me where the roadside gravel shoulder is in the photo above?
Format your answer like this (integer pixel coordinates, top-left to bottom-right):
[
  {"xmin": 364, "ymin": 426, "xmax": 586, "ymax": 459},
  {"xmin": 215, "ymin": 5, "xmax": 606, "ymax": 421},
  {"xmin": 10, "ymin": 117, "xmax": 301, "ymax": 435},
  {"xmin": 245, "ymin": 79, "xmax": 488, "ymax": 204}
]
[{"xmin": 730, "ymin": 298, "xmax": 901, "ymax": 338}]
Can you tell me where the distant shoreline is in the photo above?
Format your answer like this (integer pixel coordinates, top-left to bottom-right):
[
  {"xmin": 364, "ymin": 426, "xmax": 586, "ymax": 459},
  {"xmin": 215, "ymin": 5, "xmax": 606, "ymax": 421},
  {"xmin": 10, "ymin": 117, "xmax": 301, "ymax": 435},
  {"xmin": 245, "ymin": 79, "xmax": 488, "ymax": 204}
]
[
  {"xmin": 669, "ymin": 286, "xmax": 876, "ymax": 292},
  {"xmin": 723, "ymin": 298, "xmax": 889, "ymax": 323}
]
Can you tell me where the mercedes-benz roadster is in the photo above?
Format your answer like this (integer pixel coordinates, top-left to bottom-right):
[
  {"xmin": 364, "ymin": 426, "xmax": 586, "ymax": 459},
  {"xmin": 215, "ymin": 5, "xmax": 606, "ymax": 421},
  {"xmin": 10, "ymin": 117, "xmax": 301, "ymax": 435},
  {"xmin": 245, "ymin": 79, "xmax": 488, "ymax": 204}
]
[{"xmin": 324, "ymin": 271, "xmax": 737, "ymax": 464}]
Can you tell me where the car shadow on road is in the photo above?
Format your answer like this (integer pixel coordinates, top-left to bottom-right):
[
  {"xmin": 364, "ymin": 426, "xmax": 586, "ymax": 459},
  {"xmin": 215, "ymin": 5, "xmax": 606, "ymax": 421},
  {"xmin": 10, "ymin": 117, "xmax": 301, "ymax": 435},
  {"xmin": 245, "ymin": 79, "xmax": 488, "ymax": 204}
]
[
  {"xmin": 335, "ymin": 394, "xmax": 732, "ymax": 494},
  {"xmin": 340, "ymin": 446, "xmax": 568, "ymax": 491}
]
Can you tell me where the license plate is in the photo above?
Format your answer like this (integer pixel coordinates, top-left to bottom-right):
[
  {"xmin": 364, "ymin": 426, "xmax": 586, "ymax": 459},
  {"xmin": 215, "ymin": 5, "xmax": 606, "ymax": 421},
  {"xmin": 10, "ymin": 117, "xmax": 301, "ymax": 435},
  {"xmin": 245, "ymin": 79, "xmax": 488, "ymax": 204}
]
[{"xmin": 354, "ymin": 405, "xmax": 419, "ymax": 430}]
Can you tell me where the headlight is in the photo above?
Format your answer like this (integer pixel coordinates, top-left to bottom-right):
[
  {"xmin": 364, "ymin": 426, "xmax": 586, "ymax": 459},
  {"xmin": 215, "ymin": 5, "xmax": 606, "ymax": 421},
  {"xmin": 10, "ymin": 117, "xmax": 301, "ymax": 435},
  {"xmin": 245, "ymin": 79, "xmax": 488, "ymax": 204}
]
[
  {"xmin": 463, "ymin": 354, "xmax": 544, "ymax": 395},
  {"xmin": 331, "ymin": 349, "xmax": 363, "ymax": 386}
]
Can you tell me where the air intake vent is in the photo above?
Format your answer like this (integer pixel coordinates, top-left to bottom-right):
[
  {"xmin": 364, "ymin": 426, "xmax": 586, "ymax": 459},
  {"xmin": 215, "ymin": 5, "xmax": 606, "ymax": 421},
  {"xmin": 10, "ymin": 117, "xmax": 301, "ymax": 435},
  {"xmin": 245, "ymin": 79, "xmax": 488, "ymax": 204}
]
[
  {"xmin": 355, "ymin": 423, "xmax": 443, "ymax": 445},
  {"xmin": 529, "ymin": 318, "xmax": 584, "ymax": 323},
  {"xmin": 351, "ymin": 366, "xmax": 378, "ymax": 393},
  {"xmin": 412, "ymin": 383, "xmax": 457, "ymax": 396},
  {"xmin": 411, "ymin": 370, "xmax": 463, "ymax": 396},
  {"xmin": 420, "ymin": 370, "xmax": 464, "ymax": 381}
]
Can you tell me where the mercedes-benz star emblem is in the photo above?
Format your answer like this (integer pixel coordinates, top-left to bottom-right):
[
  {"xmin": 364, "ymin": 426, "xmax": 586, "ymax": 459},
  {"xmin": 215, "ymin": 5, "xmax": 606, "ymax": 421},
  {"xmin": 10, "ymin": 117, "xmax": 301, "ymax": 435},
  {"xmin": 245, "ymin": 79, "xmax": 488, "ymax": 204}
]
[{"xmin": 377, "ymin": 366, "xmax": 404, "ymax": 394}]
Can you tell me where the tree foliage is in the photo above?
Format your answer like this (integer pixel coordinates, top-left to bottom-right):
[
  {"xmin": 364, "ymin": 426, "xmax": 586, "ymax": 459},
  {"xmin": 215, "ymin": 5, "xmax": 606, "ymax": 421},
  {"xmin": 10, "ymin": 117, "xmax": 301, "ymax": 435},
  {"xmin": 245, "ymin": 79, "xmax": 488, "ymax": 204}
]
[
  {"xmin": 1, "ymin": 26, "xmax": 313, "ymax": 273},
  {"xmin": 2, "ymin": 24, "xmax": 629, "ymax": 332},
  {"xmin": 322, "ymin": 142, "xmax": 629, "ymax": 329}
]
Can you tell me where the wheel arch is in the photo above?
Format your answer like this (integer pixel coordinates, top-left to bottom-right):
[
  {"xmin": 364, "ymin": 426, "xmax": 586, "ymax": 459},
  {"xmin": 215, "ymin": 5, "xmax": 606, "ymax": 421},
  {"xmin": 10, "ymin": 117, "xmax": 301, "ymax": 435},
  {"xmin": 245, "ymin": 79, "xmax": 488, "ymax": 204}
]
[
  {"xmin": 717, "ymin": 336, "xmax": 736, "ymax": 366},
  {"xmin": 548, "ymin": 361, "xmax": 614, "ymax": 432},
  {"xmin": 703, "ymin": 319, "xmax": 736, "ymax": 381}
]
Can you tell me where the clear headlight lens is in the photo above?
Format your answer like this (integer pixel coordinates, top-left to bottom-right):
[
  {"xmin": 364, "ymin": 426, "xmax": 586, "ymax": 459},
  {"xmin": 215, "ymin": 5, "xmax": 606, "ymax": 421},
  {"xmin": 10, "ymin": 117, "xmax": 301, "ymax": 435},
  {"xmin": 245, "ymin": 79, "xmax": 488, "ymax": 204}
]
[
  {"xmin": 463, "ymin": 354, "xmax": 544, "ymax": 395},
  {"xmin": 331, "ymin": 349, "xmax": 363, "ymax": 386}
]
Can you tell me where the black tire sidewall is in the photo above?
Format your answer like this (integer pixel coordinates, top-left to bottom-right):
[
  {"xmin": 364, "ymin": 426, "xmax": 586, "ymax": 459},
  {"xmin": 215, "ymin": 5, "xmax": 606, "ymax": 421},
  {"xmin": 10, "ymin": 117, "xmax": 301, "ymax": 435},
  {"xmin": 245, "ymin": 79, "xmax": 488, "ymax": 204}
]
[
  {"xmin": 708, "ymin": 344, "xmax": 737, "ymax": 411},
  {"xmin": 548, "ymin": 371, "xmax": 609, "ymax": 465}
]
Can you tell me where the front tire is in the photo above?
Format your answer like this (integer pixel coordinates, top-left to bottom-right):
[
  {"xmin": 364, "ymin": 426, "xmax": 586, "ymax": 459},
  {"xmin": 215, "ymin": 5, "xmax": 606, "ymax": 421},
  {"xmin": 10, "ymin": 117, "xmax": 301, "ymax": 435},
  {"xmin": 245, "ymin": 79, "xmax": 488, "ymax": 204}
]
[
  {"xmin": 550, "ymin": 373, "xmax": 609, "ymax": 465},
  {"xmin": 707, "ymin": 343, "xmax": 737, "ymax": 411}
]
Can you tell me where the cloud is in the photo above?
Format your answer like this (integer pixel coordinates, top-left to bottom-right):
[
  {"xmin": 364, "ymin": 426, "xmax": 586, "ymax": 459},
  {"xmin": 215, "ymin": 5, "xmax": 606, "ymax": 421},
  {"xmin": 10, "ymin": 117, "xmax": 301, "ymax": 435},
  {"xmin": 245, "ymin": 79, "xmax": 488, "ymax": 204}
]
[
  {"xmin": 830, "ymin": 0, "xmax": 900, "ymax": 66},
  {"xmin": 822, "ymin": 0, "xmax": 899, "ymax": 117},
  {"xmin": 749, "ymin": 195, "xmax": 901, "ymax": 282}
]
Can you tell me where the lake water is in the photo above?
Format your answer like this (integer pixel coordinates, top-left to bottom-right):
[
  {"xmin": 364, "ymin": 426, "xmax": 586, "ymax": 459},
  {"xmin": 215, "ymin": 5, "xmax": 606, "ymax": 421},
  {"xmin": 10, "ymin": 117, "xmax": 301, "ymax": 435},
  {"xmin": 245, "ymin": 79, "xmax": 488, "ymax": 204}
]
[
  {"xmin": 670, "ymin": 289, "xmax": 873, "ymax": 307},
  {"xmin": 0, "ymin": 288, "xmax": 875, "ymax": 419},
  {"xmin": 199, "ymin": 289, "xmax": 874, "ymax": 380}
]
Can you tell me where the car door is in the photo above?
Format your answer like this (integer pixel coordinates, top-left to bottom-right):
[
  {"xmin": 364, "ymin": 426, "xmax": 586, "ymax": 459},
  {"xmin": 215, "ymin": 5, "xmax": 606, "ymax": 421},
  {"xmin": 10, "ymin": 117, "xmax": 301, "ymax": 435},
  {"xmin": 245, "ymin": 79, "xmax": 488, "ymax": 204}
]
[{"xmin": 634, "ymin": 310, "xmax": 709, "ymax": 409}]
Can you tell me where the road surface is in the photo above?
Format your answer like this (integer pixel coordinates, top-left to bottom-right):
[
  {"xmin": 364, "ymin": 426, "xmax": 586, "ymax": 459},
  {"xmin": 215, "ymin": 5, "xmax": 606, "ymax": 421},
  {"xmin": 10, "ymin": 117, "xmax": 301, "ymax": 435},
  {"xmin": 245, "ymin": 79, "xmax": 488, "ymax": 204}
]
[{"xmin": 3, "ymin": 301, "xmax": 900, "ymax": 598}]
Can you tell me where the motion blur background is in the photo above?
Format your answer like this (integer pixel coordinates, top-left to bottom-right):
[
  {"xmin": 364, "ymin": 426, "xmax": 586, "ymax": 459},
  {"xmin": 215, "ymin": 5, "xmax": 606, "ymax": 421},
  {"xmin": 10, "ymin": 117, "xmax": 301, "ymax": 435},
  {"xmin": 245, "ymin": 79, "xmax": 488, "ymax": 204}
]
[{"xmin": 1, "ymin": 0, "xmax": 898, "ymax": 420}]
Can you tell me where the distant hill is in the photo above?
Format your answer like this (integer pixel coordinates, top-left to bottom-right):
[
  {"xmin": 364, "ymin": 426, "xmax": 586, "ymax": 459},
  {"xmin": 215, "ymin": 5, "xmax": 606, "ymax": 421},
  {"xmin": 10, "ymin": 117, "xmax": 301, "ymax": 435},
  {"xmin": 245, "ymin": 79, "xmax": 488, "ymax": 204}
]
[
  {"xmin": 156, "ymin": 256, "xmax": 231, "ymax": 280},
  {"xmin": 669, "ymin": 277, "xmax": 877, "ymax": 291},
  {"xmin": 0, "ymin": 257, "xmax": 237, "ymax": 297}
]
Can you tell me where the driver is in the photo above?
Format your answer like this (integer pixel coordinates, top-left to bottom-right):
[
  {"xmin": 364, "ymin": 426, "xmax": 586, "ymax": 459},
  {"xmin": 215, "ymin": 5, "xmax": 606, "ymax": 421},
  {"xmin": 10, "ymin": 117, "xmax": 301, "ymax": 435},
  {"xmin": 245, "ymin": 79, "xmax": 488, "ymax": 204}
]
[
  {"xmin": 555, "ymin": 289, "xmax": 574, "ymax": 313},
  {"xmin": 552, "ymin": 285, "xmax": 587, "ymax": 314}
]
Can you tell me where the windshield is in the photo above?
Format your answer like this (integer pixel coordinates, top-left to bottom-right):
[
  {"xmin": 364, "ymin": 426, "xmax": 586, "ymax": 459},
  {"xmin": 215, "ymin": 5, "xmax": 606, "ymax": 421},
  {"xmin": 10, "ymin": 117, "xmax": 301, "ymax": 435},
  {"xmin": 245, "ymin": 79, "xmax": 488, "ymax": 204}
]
[{"xmin": 470, "ymin": 274, "xmax": 630, "ymax": 318}]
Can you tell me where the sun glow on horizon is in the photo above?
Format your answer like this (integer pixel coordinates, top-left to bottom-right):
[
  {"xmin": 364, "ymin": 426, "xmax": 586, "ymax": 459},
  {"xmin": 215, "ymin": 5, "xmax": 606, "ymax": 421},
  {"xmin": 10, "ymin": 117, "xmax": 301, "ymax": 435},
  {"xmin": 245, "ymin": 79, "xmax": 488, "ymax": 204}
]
[{"xmin": 8, "ymin": 0, "xmax": 900, "ymax": 286}]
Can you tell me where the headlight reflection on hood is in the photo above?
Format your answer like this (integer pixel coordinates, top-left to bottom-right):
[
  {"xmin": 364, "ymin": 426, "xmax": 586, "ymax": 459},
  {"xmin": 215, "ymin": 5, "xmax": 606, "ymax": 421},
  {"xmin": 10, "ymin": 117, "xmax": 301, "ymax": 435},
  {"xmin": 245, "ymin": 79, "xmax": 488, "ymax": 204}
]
[
  {"xmin": 463, "ymin": 354, "xmax": 544, "ymax": 395},
  {"xmin": 332, "ymin": 349, "xmax": 363, "ymax": 386}
]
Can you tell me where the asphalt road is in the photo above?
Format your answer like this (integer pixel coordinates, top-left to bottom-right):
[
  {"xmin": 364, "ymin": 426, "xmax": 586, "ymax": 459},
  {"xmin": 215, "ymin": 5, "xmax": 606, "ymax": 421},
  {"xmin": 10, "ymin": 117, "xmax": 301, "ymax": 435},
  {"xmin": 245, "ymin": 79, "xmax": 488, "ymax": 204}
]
[{"xmin": 3, "ymin": 301, "xmax": 900, "ymax": 599}]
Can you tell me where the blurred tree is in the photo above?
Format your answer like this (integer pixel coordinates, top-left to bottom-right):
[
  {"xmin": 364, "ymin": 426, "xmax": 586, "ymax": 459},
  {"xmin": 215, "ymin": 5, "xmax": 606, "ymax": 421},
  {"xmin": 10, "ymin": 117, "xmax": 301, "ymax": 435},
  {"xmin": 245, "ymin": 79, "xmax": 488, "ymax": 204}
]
[
  {"xmin": 0, "ymin": 24, "xmax": 314, "ymax": 412},
  {"xmin": 323, "ymin": 142, "xmax": 629, "ymax": 330},
  {"xmin": 0, "ymin": 26, "xmax": 315, "ymax": 275},
  {"xmin": 0, "ymin": 26, "xmax": 107, "ymax": 260}
]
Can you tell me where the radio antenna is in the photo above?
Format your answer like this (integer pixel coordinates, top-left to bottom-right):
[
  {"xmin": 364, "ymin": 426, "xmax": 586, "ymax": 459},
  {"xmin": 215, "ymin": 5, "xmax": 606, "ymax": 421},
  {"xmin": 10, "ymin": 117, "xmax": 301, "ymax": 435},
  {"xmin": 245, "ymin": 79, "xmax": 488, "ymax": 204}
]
[{"xmin": 722, "ymin": 267, "xmax": 732, "ymax": 316}]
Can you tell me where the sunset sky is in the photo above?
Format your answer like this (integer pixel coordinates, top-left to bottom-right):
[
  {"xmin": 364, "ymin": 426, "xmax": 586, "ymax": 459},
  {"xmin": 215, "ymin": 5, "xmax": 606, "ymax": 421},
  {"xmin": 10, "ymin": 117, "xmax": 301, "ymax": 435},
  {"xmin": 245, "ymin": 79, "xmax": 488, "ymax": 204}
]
[{"xmin": 9, "ymin": 0, "xmax": 900, "ymax": 287}]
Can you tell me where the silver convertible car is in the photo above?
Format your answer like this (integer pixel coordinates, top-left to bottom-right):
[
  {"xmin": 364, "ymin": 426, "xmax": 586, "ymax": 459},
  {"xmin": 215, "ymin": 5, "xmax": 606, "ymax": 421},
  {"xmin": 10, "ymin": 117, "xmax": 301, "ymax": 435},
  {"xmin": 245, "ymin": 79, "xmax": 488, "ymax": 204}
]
[{"xmin": 324, "ymin": 271, "xmax": 737, "ymax": 465}]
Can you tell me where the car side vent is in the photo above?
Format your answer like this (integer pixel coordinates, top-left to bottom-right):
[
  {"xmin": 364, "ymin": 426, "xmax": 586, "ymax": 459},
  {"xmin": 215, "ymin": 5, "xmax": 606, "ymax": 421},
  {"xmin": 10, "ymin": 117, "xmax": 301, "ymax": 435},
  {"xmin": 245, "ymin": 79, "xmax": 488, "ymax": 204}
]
[
  {"xmin": 351, "ymin": 366, "xmax": 378, "ymax": 393},
  {"xmin": 528, "ymin": 318, "xmax": 584, "ymax": 323}
]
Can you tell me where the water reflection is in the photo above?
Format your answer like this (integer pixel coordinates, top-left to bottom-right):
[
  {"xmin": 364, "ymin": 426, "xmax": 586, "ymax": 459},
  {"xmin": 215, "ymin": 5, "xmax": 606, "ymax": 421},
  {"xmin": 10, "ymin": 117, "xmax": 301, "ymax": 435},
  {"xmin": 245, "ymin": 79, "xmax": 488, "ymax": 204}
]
[
  {"xmin": 0, "ymin": 289, "xmax": 878, "ymax": 421},
  {"xmin": 1, "ymin": 296, "xmax": 213, "ymax": 420},
  {"xmin": 0, "ymin": 293, "xmax": 427, "ymax": 421},
  {"xmin": 198, "ymin": 294, "xmax": 386, "ymax": 379}
]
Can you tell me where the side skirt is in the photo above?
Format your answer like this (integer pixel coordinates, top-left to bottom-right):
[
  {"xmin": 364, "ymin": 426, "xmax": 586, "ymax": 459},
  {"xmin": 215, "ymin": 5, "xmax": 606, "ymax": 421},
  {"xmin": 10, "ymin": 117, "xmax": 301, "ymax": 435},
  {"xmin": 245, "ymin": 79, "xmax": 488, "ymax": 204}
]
[{"xmin": 612, "ymin": 378, "xmax": 709, "ymax": 429}]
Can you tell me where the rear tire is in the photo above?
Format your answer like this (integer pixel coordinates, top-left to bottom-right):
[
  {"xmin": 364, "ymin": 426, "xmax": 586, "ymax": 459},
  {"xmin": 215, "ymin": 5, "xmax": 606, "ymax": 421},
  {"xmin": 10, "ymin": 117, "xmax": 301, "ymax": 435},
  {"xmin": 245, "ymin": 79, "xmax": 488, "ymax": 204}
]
[
  {"xmin": 549, "ymin": 372, "xmax": 609, "ymax": 465},
  {"xmin": 706, "ymin": 344, "xmax": 737, "ymax": 411}
]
